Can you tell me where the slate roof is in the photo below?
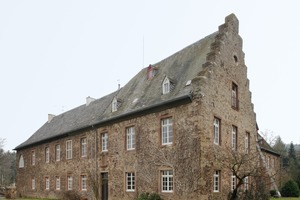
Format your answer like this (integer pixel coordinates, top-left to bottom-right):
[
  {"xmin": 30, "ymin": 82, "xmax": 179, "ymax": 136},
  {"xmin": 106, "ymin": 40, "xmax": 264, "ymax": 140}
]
[
  {"xmin": 15, "ymin": 32, "xmax": 217, "ymax": 150},
  {"xmin": 257, "ymin": 133, "xmax": 280, "ymax": 156}
]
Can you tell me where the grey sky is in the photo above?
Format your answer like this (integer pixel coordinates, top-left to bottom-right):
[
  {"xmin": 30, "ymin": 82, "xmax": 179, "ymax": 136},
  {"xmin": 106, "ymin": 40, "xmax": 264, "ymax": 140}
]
[{"xmin": 1, "ymin": 1, "xmax": 299, "ymax": 151}]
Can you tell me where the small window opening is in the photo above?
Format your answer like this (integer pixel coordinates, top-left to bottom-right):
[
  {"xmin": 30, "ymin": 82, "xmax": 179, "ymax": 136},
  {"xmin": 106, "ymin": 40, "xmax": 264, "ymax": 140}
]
[{"xmin": 234, "ymin": 55, "xmax": 238, "ymax": 64}]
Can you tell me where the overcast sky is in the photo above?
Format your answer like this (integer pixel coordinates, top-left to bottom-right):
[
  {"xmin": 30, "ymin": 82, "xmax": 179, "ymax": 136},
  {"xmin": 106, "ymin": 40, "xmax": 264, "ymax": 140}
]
[{"xmin": 1, "ymin": 1, "xmax": 299, "ymax": 151}]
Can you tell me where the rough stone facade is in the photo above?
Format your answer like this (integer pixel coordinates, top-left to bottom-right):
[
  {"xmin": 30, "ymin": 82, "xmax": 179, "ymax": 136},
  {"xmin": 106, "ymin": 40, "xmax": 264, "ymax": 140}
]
[{"xmin": 15, "ymin": 14, "xmax": 277, "ymax": 200}]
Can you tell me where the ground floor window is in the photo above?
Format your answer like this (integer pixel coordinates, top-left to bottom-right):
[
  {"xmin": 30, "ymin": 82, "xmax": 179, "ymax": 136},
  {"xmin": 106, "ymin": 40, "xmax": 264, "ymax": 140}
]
[
  {"xmin": 81, "ymin": 175, "xmax": 87, "ymax": 191},
  {"xmin": 31, "ymin": 178, "xmax": 35, "ymax": 190},
  {"xmin": 161, "ymin": 170, "xmax": 173, "ymax": 192},
  {"xmin": 67, "ymin": 175, "xmax": 73, "ymax": 190},
  {"xmin": 214, "ymin": 171, "xmax": 220, "ymax": 192},
  {"xmin": 56, "ymin": 176, "xmax": 60, "ymax": 190},
  {"xmin": 126, "ymin": 172, "xmax": 135, "ymax": 192}
]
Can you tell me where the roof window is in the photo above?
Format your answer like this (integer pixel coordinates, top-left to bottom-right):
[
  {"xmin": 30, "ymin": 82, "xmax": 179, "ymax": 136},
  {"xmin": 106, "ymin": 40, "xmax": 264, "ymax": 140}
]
[
  {"xmin": 112, "ymin": 97, "xmax": 122, "ymax": 112},
  {"xmin": 162, "ymin": 76, "xmax": 175, "ymax": 94},
  {"xmin": 147, "ymin": 64, "xmax": 157, "ymax": 80}
]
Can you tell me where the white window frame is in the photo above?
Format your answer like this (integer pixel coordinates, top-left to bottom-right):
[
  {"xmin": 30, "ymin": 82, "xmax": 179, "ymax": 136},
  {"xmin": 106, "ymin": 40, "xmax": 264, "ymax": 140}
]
[
  {"xmin": 81, "ymin": 138, "xmax": 87, "ymax": 157},
  {"xmin": 66, "ymin": 140, "xmax": 72, "ymax": 160},
  {"xmin": 81, "ymin": 175, "xmax": 87, "ymax": 191},
  {"xmin": 112, "ymin": 97, "xmax": 118, "ymax": 112},
  {"xmin": 45, "ymin": 147, "xmax": 50, "ymax": 163},
  {"xmin": 213, "ymin": 118, "xmax": 220, "ymax": 145},
  {"xmin": 56, "ymin": 176, "xmax": 60, "ymax": 190},
  {"xmin": 32, "ymin": 178, "xmax": 35, "ymax": 190},
  {"xmin": 102, "ymin": 133, "xmax": 108, "ymax": 152},
  {"xmin": 161, "ymin": 170, "xmax": 173, "ymax": 193},
  {"xmin": 232, "ymin": 126, "xmax": 237, "ymax": 151},
  {"xmin": 245, "ymin": 132, "xmax": 250, "ymax": 154},
  {"xmin": 162, "ymin": 77, "xmax": 170, "ymax": 94},
  {"xmin": 162, "ymin": 118, "xmax": 173, "ymax": 145},
  {"xmin": 126, "ymin": 172, "xmax": 135, "ymax": 192},
  {"xmin": 231, "ymin": 174, "xmax": 236, "ymax": 191},
  {"xmin": 19, "ymin": 155, "xmax": 24, "ymax": 168},
  {"xmin": 32, "ymin": 150, "xmax": 35, "ymax": 165},
  {"xmin": 213, "ymin": 171, "xmax": 220, "ymax": 192},
  {"xmin": 45, "ymin": 177, "xmax": 50, "ymax": 190},
  {"xmin": 126, "ymin": 127, "xmax": 135, "ymax": 150},
  {"xmin": 232, "ymin": 82, "xmax": 238, "ymax": 108},
  {"xmin": 244, "ymin": 176, "xmax": 249, "ymax": 191},
  {"xmin": 55, "ymin": 144, "xmax": 60, "ymax": 161},
  {"xmin": 67, "ymin": 175, "xmax": 73, "ymax": 190}
]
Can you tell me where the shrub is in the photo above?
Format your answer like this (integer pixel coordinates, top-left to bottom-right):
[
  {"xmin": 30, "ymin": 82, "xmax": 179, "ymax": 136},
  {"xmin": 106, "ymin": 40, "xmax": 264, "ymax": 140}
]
[
  {"xmin": 60, "ymin": 190, "xmax": 82, "ymax": 200},
  {"xmin": 281, "ymin": 180, "xmax": 300, "ymax": 197},
  {"xmin": 137, "ymin": 192, "xmax": 161, "ymax": 200}
]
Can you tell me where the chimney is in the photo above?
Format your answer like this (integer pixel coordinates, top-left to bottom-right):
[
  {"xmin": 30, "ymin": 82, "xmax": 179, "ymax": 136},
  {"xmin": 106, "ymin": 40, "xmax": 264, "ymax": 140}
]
[
  {"xmin": 86, "ymin": 96, "xmax": 96, "ymax": 106},
  {"xmin": 48, "ymin": 114, "xmax": 56, "ymax": 123}
]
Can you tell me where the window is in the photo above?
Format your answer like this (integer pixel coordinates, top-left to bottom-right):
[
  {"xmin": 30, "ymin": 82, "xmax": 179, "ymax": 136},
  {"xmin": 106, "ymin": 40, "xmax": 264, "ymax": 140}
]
[
  {"xmin": 161, "ymin": 170, "xmax": 173, "ymax": 192},
  {"xmin": 214, "ymin": 171, "xmax": 220, "ymax": 192},
  {"xmin": 45, "ymin": 147, "xmax": 50, "ymax": 163},
  {"xmin": 56, "ymin": 177, "xmax": 60, "ymax": 190},
  {"xmin": 45, "ymin": 177, "xmax": 50, "ymax": 190},
  {"xmin": 66, "ymin": 140, "xmax": 72, "ymax": 159},
  {"xmin": 232, "ymin": 126, "xmax": 237, "ymax": 151},
  {"xmin": 112, "ymin": 97, "xmax": 118, "ymax": 112},
  {"xmin": 272, "ymin": 158, "xmax": 275, "ymax": 168},
  {"xmin": 126, "ymin": 172, "xmax": 135, "ymax": 192},
  {"xmin": 31, "ymin": 150, "xmax": 36, "ymax": 165},
  {"xmin": 32, "ymin": 178, "xmax": 35, "ymax": 190},
  {"xmin": 81, "ymin": 138, "xmax": 87, "ymax": 157},
  {"xmin": 231, "ymin": 82, "xmax": 239, "ymax": 109},
  {"xmin": 126, "ymin": 127, "xmax": 135, "ymax": 150},
  {"xmin": 231, "ymin": 174, "xmax": 236, "ymax": 191},
  {"xmin": 162, "ymin": 77, "xmax": 170, "ymax": 94},
  {"xmin": 67, "ymin": 175, "xmax": 73, "ymax": 190},
  {"xmin": 245, "ymin": 132, "xmax": 250, "ymax": 154},
  {"xmin": 244, "ymin": 176, "xmax": 249, "ymax": 191},
  {"xmin": 19, "ymin": 155, "xmax": 24, "ymax": 168},
  {"xmin": 213, "ymin": 118, "xmax": 220, "ymax": 145},
  {"xmin": 161, "ymin": 118, "xmax": 173, "ymax": 145},
  {"xmin": 81, "ymin": 175, "xmax": 87, "ymax": 191},
  {"xmin": 102, "ymin": 133, "xmax": 108, "ymax": 152},
  {"xmin": 267, "ymin": 156, "xmax": 270, "ymax": 169},
  {"xmin": 55, "ymin": 144, "xmax": 60, "ymax": 161}
]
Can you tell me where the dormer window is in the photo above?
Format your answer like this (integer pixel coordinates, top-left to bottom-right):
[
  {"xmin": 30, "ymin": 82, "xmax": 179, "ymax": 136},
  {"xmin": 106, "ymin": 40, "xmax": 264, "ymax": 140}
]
[
  {"xmin": 162, "ymin": 76, "xmax": 175, "ymax": 94},
  {"xmin": 112, "ymin": 97, "xmax": 122, "ymax": 112},
  {"xmin": 147, "ymin": 64, "xmax": 157, "ymax": 80},
  {"xmin": 112, "ymin": 97, "xmax": 118, "ymax": 112}
]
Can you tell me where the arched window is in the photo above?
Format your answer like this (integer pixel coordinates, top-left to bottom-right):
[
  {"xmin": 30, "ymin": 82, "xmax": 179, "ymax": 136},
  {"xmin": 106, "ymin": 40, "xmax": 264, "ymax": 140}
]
[
  {"xmin": 19, "ymin": 155, "xmax": 24, "ymax": 168},
  {"xmin": 162, "ymin": 77, "xmax": 170, "ymax": 94}
]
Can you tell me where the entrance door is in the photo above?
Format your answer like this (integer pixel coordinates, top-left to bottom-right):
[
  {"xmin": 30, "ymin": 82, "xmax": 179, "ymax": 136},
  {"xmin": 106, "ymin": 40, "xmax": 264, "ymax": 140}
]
[{"xmin": 101, "ymin": 173, "xmax": 108, "ymax": 200}]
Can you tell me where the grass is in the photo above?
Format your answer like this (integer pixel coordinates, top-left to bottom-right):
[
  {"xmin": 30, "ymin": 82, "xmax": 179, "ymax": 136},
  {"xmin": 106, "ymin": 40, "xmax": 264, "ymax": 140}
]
[{"xmin": 271, "ymin": 198, "xmax": 300, "ymax": 200}]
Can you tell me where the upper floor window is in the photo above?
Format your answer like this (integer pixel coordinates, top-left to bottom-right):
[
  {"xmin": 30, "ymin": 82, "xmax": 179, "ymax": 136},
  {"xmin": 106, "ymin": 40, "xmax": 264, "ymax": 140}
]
[
  {"xmin": 126, "ymin": 126, "xmax": 135, "ymax": 150},
  {"xmin": 126, "ymin": 172, "xmax": 135, "ymax": 192},
  {"xmin": 19, "ymin": 155, "xmax": 24, "ymax": 168},
  {"xmin": 81, "ymin": 138, "xmax": 87, "ymax": 157},
  {"xmin": 245, "ymin": 132, "xmax": 250, "ymax": 154},
  {"xmin": 102, "ymin": 133, "xmax": 108, "ymax": 152},
  {"xmin": 213, "ymin": 118, "xmax": 220, "ymax": 145},
  {"xmin": 161, "ymin": 170, "xmax": 173, "ymax": 192},
  {"xmin": 55, "ymin": 144, "xmax": 61, "ymax": 161},
  {"xmin": 66, "ymin": 140, "xmax": 72, "ymax": 160},
  {"xmin": 161, "ymin": 117, "xmax": 173, "ymax": 145},
  {"xmin": 213, "ymin": 171, "xmax": 220, "ymax": 192},
  {"xmin": 45, "ymin": 147, "xmax": 50, "ymax": 163},
  {"xmin": 232, "ymin": 126, "xmax": 237, "ymax": 151},
  {"xmin": 231, "ymin": 82, "xmax": 239, "ymax": 109},
  {"xmin": 31, "ymin": 150, "xmax": 36, "ymax": 165}
]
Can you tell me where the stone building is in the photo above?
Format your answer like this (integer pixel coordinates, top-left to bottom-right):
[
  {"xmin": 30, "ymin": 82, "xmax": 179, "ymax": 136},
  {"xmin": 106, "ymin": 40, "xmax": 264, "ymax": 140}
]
[{"xmin": 15, "ymin": 14, "xmax": 270, "ymax": 200}]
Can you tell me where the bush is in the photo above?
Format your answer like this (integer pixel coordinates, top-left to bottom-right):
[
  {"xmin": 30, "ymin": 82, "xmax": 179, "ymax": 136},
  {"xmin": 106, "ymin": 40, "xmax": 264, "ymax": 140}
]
[
  {"xmin": 281, "ymin": 180, "xmax": 300, "ymax": 197},
  {"xmin": 60, "ymin": 190, "xmax": 82, "ymax": 200},
  {"xmin": 137, "ymin": 192, "xmax": 161, "ymax": 200}
]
